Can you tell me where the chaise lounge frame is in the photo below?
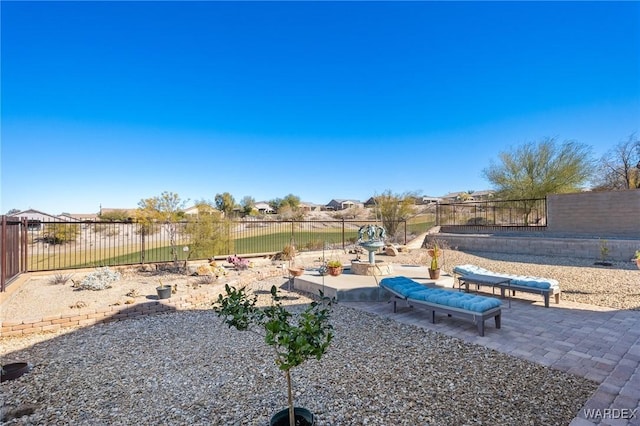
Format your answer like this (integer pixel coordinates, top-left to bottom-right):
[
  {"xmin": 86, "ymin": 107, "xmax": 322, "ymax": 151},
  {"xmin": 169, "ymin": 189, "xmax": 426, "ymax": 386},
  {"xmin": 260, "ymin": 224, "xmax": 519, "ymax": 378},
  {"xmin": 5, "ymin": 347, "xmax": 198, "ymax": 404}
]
[
  {"xmin": 381, "ymin": 278, "xmax": 502, "ymax": 337},
  {"xmin": 454, "ymin": 270, "xmax": 561, "ymax": 308}
]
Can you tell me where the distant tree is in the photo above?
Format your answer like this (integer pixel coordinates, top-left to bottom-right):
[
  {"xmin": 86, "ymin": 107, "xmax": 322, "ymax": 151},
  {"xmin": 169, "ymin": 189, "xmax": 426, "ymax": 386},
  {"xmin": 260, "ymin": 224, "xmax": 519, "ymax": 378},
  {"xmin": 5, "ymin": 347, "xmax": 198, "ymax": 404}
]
[
  {"xmin": 269, "ymin": 194, "xmax": 302, "ymax": 218},
  {"xmin": 136, "ymin": 191, "xmax": 188, "ymax": 263},
  {"xmin": 281, "ymin": 194, "xmax": 301, "ymax": 211},
  {"xmin": 214, "ymin": 192, "xmax": 237, "ymax": 218},
  {"xmin": 483, "ymin": 138, "xmax": 593, "ymax": 198},
  {"xmin": 240, "ymin": 196, "xmax": 256, "ymax": 216},
  {"xmin": 43, "ymin": 223, "xmax": 80, "ymax": 244},
  {"xmin": 6, "ymin": 208, "xmax": 20, "ymax": 216},
  {"xmin": 372, "ymin": 190, "xmax": 417, "ymax": 240},
  {"xmin": 483, "ymin": 137, "xmax": 594, "ymax": 224},
  {"xmin": 184, "ymin": 201, "xmax": 230, "ymax": 259},
  {"xmin": 592, "ymin": 133, "xmax": 640, "ymax": 190}
]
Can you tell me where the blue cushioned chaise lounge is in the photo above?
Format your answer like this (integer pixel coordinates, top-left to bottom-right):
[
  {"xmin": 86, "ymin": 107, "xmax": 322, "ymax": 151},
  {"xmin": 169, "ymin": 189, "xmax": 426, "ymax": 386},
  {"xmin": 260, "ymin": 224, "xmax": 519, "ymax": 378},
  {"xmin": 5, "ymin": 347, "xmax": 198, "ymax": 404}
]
[
  {"xmin": 379, "ymin": 276, "xmax": 502, "ymax": 336},
  {"xmin": 453, "ymin": 264, "xmax": 561, "ymax": 308}
]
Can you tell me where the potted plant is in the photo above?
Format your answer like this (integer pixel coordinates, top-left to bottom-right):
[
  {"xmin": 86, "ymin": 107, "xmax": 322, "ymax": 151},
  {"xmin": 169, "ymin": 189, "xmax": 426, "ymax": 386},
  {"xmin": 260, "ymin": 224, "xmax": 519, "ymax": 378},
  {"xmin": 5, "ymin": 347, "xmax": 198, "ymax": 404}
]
[
  {"xmin": 283, "ymin": 244, "xmax": 304, "ymax": 277},
  {"xmin": 156, "ymin": 279, "xmax": 172, "ymax": 299},
  {"xmin": 214, "ymin": 284, "xmax": 333, "ymax": 426},
  {"xmin": 426, "ymin": 243, "xmax": 443, "ymax": 280},
  {"xmin": 633, "ymin": 250, "xmax": 640, "ymax": 269},
  {"xmin": 326, "ymin": 260, "xmax": 343, "ymax": 276}
]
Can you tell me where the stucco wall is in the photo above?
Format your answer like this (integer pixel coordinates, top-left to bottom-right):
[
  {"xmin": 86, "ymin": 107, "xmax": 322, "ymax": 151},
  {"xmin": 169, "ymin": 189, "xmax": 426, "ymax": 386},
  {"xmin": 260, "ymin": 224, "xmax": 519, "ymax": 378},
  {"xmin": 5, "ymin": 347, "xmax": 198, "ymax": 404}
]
[{"xmin": 546, "ymin": 190, "xmax": 640, "ymax": 238}]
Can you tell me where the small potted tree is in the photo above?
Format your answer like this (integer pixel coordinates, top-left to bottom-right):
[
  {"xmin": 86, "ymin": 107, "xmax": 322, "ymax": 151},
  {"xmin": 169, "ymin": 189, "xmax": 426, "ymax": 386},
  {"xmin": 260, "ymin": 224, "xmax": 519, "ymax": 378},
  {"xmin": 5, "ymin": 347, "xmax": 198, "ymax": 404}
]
[
  {"xmin": 426, "ymin": 243, "xmax": 443, "ymax": 280},
  {"xmin": 633, "ymin": 250, "xmax": 640, "ymax": 270},
  {"xmin": 214, "ymin": 284, "xmax": 333, "ymax": 426}
]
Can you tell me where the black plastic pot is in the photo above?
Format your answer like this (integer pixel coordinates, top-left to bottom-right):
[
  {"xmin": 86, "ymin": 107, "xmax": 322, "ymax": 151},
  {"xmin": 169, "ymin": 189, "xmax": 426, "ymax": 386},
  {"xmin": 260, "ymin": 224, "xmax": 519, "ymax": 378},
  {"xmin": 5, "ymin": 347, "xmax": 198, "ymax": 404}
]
[
  {"xmin": 269, "ymin": 407, "xmax": 315, "ymax": 426},
  {"xmin": 1, "ymin": 363, "xmax": 30, "ymax": 383},
  {"xmin": 156, "ymin": 285, "xmax": 171, "ymax": 300}
]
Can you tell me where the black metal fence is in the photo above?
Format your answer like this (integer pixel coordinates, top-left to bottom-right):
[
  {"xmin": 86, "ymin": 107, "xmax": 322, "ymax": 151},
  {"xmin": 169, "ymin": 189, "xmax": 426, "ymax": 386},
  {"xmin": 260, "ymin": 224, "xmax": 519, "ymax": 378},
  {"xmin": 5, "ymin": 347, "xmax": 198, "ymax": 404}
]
[
  {"xmin": 436, "ymin": 198, "xmax": 547, "ymax": 227},
  {"xmin": 0, "ymin": 200, "xmax": 547, "ymax": 283},
  {"xmin": 14, "ymin": 219, "xmax": 410, "ymax": 273}
]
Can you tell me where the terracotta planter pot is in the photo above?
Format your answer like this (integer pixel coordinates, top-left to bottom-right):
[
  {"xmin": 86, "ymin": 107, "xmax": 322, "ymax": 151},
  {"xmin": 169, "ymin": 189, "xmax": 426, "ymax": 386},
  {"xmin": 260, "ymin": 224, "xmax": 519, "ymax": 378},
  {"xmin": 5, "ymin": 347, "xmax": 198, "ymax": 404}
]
[
  {"xmin": 428, "ymin": 268, "xmax": 441, "ymax": 280},
  {"xmin": 327, "ymin": 266, "xmax": 343, "ymax": 276},
  {"xmin": 288, "ymin": 267, "xmax": 304, "ymax": 277},
  {"xmin": 636, "ymin": 258, "xmax": 640, "ymax": 269}
]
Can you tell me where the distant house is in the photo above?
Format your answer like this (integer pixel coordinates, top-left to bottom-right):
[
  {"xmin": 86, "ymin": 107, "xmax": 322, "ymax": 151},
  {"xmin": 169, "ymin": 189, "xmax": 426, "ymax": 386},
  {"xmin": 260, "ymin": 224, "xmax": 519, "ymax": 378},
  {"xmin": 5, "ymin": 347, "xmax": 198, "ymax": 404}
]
[
  {"xmin": 472, "ymin": 190, "xmax": 495, "ymax": 201},
  {"xmin": 62, "ymin": 213, "xmax": 99, "ymax": 221},
  {"xmin": 56, "ymin": 214, "xmax": 82, "ymax": 222},
  {"xmin": 183, "ymin": 205, "xmax": 219, "ymax": 217},
  {"xmin": 254, "ymin": 202, "xmax": 275, "ymax": 214},
  {"xmin": 325, "ymin": 199, "xmax": 362, "ymax": 211},
  {"xmin": 440, "ymin": 190, "xmax": 495, "ymax": 203},
  {"xmin": 299, "ymin": 202, "xmax": 322, "ymax": 212},
  {"xmin": 14, "ymin": 209, "xmax": 62, "ymax": 230},
  {"xmin": 420, "ymin": 196, "xmax": 442, "ymax": 205}
]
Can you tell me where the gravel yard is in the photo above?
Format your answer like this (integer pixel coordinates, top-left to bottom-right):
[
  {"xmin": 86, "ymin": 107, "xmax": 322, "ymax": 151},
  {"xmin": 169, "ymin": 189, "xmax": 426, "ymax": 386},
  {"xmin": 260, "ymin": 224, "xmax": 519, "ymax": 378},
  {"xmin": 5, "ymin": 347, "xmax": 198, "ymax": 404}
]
[{"xmin": 1, "ymin": 249, "xmax": 637, "ymax": 425}]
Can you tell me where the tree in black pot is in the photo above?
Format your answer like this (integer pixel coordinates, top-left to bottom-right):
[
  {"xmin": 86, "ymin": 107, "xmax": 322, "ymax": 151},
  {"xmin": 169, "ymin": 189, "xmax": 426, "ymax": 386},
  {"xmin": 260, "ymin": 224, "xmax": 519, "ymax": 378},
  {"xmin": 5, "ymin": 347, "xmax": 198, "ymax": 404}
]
[{"xmin": 214, "ymin": 284, "xmax": 333, "ymax": 426}]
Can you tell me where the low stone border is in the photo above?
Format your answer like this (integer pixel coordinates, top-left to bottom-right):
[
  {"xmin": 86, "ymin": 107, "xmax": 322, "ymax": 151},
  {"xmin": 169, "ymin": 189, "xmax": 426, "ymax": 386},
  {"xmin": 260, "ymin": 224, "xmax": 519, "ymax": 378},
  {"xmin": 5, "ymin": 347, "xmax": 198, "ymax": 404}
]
[
  {"xmin": 1, "ymin": 266, "xmax": 287, "ymax": 338},
  {"xmin": 1, "ymin": 291, "xmax": 214, "ymax": 337}
]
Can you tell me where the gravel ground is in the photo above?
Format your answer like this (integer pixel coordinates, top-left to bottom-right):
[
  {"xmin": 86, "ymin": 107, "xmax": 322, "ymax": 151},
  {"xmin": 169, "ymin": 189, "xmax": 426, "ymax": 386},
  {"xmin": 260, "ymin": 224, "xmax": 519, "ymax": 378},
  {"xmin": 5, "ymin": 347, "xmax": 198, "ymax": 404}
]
[
  {"xmin": 2, "ymin": 249, "xmax": 638, "ymax": 425},
  {"xmin": 1, "ymin": 295, "xmax": 596, "ymax": 425}
]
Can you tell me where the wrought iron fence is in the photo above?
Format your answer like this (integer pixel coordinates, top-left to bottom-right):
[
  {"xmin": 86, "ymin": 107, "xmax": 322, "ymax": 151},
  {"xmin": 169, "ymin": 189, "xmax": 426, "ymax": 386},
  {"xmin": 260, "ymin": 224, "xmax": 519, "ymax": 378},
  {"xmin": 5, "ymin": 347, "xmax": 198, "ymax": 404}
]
[
  {"xmin": 436, "ymin": 198, "xmax": 547, "ymax": 227},
  {"xmin": 18, "ymin": 219, "xmax": 410, "ymax": 273}
]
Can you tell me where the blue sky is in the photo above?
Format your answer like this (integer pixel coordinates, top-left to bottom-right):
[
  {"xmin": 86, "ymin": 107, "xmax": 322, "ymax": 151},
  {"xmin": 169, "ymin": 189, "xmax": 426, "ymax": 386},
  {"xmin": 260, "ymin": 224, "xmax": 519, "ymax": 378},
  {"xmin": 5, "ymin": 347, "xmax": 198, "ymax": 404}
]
[{"xmin": 2, "ymin": 1, "xmax": 639, "ymax": 214}]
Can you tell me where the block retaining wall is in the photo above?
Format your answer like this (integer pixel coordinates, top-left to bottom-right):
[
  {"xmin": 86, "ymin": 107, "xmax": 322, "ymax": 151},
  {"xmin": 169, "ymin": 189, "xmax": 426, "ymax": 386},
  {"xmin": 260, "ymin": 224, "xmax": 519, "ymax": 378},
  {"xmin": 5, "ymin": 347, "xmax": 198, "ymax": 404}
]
[{"xmin": 427, "ymin": 234, "xmax": 639, "ymax": 262}]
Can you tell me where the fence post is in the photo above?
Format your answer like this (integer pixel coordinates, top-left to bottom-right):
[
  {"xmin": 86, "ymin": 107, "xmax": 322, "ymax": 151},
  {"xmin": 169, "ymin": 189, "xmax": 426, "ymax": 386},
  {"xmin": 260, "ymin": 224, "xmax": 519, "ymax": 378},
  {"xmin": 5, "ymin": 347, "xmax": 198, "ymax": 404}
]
[
  {"xmin": 342, "ymin": 218, "xmax": 345, "ymax": 250},
  {"xmin": 1, "ymin": 215, "xmax": 6, "ymax": 292},
  {"xmin": 403, "ymin": 220, "xmax": 407, "ymax": 245},
  {"xmin": 141, "ymin": 225, "xmax": 146, "ymax": 264}
]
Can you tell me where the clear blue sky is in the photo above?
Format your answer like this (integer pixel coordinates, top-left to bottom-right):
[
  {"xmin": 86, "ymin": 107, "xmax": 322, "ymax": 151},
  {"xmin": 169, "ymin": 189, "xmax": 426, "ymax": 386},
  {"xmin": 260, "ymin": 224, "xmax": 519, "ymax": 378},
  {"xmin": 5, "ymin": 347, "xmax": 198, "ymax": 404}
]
[{"xmin": 2, "ymin": 1, "xmax": 639, "ymax": 215}]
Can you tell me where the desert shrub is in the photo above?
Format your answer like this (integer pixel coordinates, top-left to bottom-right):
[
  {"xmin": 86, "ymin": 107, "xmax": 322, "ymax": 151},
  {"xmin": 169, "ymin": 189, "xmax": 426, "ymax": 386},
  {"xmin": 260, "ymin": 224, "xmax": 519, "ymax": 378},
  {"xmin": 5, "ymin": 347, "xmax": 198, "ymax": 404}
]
[
  {"xmin": 43, "ymin": 223, "xmax": 80, "ymax": 244},
  {"xmin": 76, "ymin": 267, "xmax": 121, "ymax": 291},
  {"xmin": 301, "ymin": 240, "xmax": 324, "ymax": 251},
  {"xmin": 467, "ymin": 217, "xmax": 489, "ymax": 225},
  {"xmin": 50, "ymin": 273, "xmax": 73, "ymax": 285},
  {"xmin": 227, "ymin": 255, "xmax": 250, "ymax": 270},
  {"xmin": 196, "ymin": 275, "xmax": 215, "ymax": 285}
]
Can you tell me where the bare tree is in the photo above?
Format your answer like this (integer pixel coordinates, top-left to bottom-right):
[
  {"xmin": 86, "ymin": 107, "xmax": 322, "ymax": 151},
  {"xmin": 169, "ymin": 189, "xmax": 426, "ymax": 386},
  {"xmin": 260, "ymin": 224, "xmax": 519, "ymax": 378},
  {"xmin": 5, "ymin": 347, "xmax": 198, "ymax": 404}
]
[{"xmin": 593, "ymin": 133, "xmax": 640, "ymax": 190}]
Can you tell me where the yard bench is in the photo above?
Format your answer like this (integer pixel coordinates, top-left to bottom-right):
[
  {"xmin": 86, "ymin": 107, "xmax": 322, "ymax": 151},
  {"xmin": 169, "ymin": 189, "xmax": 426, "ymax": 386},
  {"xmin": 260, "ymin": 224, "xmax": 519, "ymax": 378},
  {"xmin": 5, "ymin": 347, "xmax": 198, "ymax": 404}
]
[
  {"xmin": 379, "ymin": 276, "xmax": 502, "ymax": 336},
  {"xmin": 453, "ymin": 264, "xmax": 561, "ymax": 308}
]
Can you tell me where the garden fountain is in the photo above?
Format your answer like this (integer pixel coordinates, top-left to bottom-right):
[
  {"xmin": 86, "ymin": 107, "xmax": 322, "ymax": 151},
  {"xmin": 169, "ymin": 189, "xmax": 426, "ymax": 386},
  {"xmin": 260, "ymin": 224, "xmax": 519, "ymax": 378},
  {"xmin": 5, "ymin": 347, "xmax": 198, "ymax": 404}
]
[{"xmin": 350, "ymin": 224, "xmax": 393, "ymax": 276}]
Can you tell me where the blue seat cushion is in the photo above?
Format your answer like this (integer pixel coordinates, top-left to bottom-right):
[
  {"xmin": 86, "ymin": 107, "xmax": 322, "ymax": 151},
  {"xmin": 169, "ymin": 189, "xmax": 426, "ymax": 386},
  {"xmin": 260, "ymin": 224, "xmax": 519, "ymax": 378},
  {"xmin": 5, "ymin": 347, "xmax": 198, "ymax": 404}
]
[
  {"xmin": 380, "ymin": 276, "xmax": 426, "ymax": 296},
  {"xmin": 453, "ymin": 264, "xmax": 559, "ymax": 290},
  {"xmin": 380, "ymin": 276, "xmax": 501, "ymax": 313},
  {"xmin": 408, "ymin": 288, "xmax": 502, "ymax": 313}
]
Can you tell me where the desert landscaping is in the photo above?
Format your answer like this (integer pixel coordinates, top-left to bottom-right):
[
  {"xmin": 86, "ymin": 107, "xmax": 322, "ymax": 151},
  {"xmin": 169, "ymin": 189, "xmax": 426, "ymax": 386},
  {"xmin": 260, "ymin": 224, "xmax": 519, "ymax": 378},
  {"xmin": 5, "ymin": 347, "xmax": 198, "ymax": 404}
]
[{"xmin": 1, "ymin": 247, "xmax": 639, "ymax": 425}]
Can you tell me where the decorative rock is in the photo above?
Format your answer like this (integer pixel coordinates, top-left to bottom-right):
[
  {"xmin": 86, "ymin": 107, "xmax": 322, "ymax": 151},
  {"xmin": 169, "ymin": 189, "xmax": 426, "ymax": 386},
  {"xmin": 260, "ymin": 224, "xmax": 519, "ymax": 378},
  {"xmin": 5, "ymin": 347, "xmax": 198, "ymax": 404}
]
[
  {"xmin": 385, "ymin": 245, "xmax": 399, "ymax": 256},
  {"xmin": 350, "ymin": 260, "xmax": 393, "ymax": 276}
]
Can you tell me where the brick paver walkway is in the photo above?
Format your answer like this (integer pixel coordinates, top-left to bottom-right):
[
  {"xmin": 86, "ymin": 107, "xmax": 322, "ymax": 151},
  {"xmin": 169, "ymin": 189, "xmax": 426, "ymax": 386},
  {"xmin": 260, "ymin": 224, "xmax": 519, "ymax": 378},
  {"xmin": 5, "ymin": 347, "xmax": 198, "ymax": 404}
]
[{"xmin": 342, "ymin": 296, "xmax": 640, "ymax": 426}]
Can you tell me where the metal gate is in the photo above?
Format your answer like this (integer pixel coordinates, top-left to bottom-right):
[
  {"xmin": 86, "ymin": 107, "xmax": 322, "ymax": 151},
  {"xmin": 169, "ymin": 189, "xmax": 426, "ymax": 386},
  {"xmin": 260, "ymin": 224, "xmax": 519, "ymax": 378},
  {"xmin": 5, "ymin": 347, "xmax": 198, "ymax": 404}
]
[{"xmin": 1, "ymin": 216, "xmax": 27, "ymax": 291}]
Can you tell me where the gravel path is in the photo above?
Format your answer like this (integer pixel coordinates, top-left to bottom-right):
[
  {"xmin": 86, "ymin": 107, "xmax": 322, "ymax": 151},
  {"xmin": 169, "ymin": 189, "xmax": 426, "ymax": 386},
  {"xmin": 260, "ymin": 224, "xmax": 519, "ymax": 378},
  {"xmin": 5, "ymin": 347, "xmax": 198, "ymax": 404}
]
[{"xmin": 2, "ymin": 249, "xmax": 638, "ymax": 425}]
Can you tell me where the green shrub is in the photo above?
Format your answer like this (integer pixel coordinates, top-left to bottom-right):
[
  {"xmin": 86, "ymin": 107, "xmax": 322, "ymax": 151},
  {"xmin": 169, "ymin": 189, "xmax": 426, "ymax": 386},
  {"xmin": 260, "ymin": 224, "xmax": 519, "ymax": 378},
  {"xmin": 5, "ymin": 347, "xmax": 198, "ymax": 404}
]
[{"xmin": 43, "ymin": 223, "xmax": 80, "ymax": 244}]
